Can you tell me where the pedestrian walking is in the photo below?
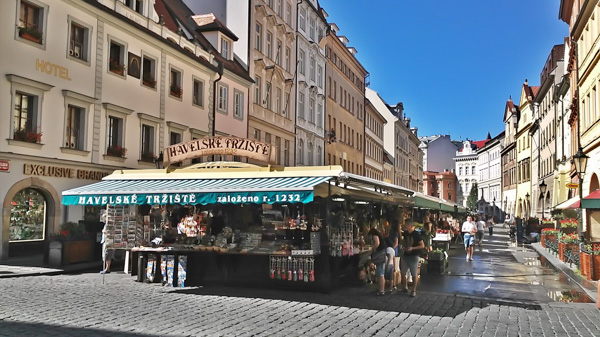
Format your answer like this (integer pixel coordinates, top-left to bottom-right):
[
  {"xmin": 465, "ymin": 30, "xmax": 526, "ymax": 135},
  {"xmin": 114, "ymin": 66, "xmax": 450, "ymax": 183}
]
[
  {"xmin": 386, "ymin": 219, "xmax": 401, "ymax": 290},
  {"xmin": 368, "ymin": 228, "xmax": 387, "ymax": 296},
  {"xmin": 399, "ymin": 219, "xmax": 424, "ymax": 297},
  {"xmin": 462, "ymin": 215, "xmax": 477, "ymax": 261},
  {"xmin": 384, "ymin": 238, "xmax": 396, "ymax": 293},
  {"xmin": 100, "ymin": 223, "xmax": 114, "ymax": 274},
  {"xmin": 487, "ymin": 216, "xmax": 495, "ymax": 236},
  {"xmin": 476, "ymin": 216, "xmax": 486, "ymax": 247}
]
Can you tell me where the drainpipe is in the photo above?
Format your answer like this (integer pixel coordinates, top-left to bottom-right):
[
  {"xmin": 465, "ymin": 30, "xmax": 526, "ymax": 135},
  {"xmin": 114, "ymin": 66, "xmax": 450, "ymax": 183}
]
[{"xmin": 212, "ymin": 62, "xmax": 224, "ymax": 161}]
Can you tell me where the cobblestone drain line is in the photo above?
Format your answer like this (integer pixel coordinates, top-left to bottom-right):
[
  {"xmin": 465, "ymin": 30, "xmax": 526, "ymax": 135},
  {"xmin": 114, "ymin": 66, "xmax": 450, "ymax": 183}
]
[{"xmin": 0, "ymin": 274, "xmax": 598, "ymax": 337}]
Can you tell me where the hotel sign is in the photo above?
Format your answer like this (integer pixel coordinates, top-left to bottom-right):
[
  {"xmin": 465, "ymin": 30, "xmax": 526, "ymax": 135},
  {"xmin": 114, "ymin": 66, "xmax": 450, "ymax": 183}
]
[{"xmin": 163, "ymin": 136, "xmax": 272, "ymax": 166}]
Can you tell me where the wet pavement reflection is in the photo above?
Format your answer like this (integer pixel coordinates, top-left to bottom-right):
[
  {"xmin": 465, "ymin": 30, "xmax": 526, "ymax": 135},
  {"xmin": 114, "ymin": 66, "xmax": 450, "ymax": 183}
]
[{"xmin": 419, "ymin": 227, "xmax": 593, "ymax": 303}]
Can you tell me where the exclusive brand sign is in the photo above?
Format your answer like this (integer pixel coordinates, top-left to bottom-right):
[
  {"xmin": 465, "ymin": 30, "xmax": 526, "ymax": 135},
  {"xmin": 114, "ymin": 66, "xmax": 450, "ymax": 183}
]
[
  {"xmin": 62, "ymin": 191, "xmax": 314, "ymax": 206},
  {"xmin": 163, "ymin": 137, "xmax": 272, "ymax": 166},
  {"xmin": 24, "ymin": 164, "xmax": 110, "ymax": 180}
]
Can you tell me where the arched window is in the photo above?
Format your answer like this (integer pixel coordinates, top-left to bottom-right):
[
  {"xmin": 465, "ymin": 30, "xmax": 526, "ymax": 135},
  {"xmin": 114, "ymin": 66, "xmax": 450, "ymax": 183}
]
[
  {"xmin": 297, "ymin": 139, "xmax": 304, "ymax": 165},
  {"xmin": 10, "ymin": 188, "xmax": 46, "ymax": 241}
]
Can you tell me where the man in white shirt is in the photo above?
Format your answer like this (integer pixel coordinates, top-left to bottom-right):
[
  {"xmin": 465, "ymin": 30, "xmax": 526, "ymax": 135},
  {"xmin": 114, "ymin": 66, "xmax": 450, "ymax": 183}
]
[{"xmin": 462, "ymin": 215, "xmax": 477, "ymax": 261}]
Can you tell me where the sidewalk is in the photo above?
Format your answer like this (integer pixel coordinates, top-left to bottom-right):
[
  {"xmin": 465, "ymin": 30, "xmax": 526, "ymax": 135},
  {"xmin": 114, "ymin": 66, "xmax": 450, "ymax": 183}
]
[
  {"xmin": 530, "ymin": 242, "xmax": 599, "ymax": 302},
  {"xmin": 0, "ymin": 254, "xmax": 101, "ymax": 278}
]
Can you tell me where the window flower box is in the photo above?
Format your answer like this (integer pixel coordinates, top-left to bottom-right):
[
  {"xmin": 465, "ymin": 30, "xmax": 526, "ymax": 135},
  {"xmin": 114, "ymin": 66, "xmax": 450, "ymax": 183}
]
[
  {"xmin": 541, "ymin": 228, "xmax": 559, "ymax": 248},
  {"xmin": 581, "ymin": 244, "xmax": 600, "ymax": 281},
  {"xmin": 18, "ymin": 26, "xmax": 42, "ymax": 44},
  {"xmin": 143, "ymin": 73, "xmax": 156, "ymax": 88},
  {"xmin": 48, "ymin": 222, "xmax": 95, "ymax": 266},
  {"xmin": 559, "ymin": 218, "xmax": 578, "ymax": 235},
  {"xmin": 13, "ymin": 128, "xmax": 42, "ymax": 143},
  {"xmin": 106, "ymin": 145, "xmax": 127, "ymax": 158},
  {"xmin": 109, "ymin": 58, "xmax": 125, "ymax": 75},
  {"xmin": 141, "ymin": 151, "xmax": 156, "ymax": 163},
  {"xmin": 170, "ymin": 84, "xmax": 182, "ymax": 98}
]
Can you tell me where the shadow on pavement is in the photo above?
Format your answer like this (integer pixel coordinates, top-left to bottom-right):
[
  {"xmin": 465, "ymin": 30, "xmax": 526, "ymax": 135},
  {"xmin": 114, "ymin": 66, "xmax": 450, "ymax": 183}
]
[
  {"xmin": 170, "ymin": 283, "xmax": 542, "ymax": 318},
  {"xmin": 0, "ymin": 321, "xmax": 158, "ymax": 337}
]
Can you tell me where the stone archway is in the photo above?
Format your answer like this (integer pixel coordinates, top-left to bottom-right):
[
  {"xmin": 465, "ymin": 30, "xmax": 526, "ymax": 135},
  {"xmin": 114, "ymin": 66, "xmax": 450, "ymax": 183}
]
[
  {"xmin": 1, "ymin": 177, "xmax": 61, "ymax": 260},
  {"xmin": 590, "ymin": 173, "xmax": 599, "ymax": 193}
]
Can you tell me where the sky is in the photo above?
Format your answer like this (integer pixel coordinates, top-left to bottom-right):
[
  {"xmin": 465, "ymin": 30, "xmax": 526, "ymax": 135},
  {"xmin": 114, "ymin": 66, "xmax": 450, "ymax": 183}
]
[{"xmin": 321, "ymin": 0, "xmax": 568, "ymax": 142}]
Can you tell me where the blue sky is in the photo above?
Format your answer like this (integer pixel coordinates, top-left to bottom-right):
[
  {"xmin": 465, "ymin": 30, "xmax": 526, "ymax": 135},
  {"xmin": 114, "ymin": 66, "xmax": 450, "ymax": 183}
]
[{"xmin": 321, "ymin": 0, "xmax": 568, "ymax": 141}]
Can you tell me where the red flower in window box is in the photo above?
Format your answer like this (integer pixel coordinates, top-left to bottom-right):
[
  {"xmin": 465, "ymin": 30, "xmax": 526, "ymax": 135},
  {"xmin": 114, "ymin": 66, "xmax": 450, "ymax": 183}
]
[
  {"xmin": 18, "ymin": 26, "xmax": 42, "ymax": 44},
  {"xmin": 106, "ymin": 145, "xmax": 127, "ymax": 157},
  {"xmin": 141, "ymin": 151, "xmax": 157, "ymax": 163},
  {"xmin": 143, "ymin": 72, "xmax": 156, "ymax": 88},
  {"xmin": 109, "ymin": 58, "xmax": 125, "ymax": 75},
  {"xmin": 13, "ymin": 127, "xmax": 42, "ymax": 143},
  {"xmin": 170, "ymin": 84, "xmax": 182, "ymax": 98}
]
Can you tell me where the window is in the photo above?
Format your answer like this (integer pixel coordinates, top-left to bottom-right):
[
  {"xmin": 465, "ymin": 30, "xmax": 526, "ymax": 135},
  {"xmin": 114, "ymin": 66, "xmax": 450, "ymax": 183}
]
[
  {"xmin": 276, "ymin": 0, "xmax": 282, "ymax": 16},
  {"xmin": 254, "ymin": 76, "xmax": 261, "ymax": 105},
  {"xmin": 193, "ymin": 79, "xmax": 204, "ymax": 107},
  {"xmin": 298, "ymin": 93, "xmax": 305, "ymax": 119},
  {"xmin": 125, "ymin": 0, "xmax": 144, "ymax": 15},
  {"xmin": 10, "ymin": 188, "xmax": 46, "ymax": 241},
  {"xmin": 286, "ymin": 2, "xmax": 292, "ymax": 26},
  {"xmin": 234, "ymin": 90, "xmax": 244, "ymax": 119},
  {"xmin": 284, "ymin": 139, "xmax": 290, "ymax": 166},
  {"xmin": 309, "ymin": 17, "xmax": 316, "ymax": 40},
  {"xmin": 265, "ymin": 84, "xmax": 271, "ymax": 109},
  {"xmin": 142, "ymin": 55, "xmax": 156, "ymax": 88},
  {"xmin": 253, "ymin": 128, "xmax": 261, "ymax": 140},
  {"xmin": 299, "ymin": 8, "xmax": 306, "ymax": 31},
  {"xmin": 169, "ymin": 68, "xmax": 182, "ymax": 98},
  {"xmin": 266, "ymin": 31, "xmax": 273, "ymax": 59},
  {"xmin": 309, "ymin": 98, "xmax": 315, "ymax": 123},
  {"xmin": 308, "ymin": 142, "xmax": 314, "ymax": 165},
  {"xmin": 255, "ymin": 23, "xmax": 262, "ymax": 52},
  {"xmin": 275, "ymin": 88, "xmax": 282, "ymax": 114},
  {"xmin": 265, "ymin": 132, "xmax": 271, "ymax": 145},
  {"xmin": 221, "ymin": 37, "xmax": 230, "ymax": 59},
  {"xmin": 218, "ymin": 84, "xmax": 229, "ymax": 113},
  {"xmin": 275, "ymin": 136, "xmax": 281, "ymax": 165},
  {"xmin": 18, "ymin": 1, "xmax": 45, "ymax": 45},
  {"xmin": 297, "ymin": 139, "xmax": 304, "ymax": 164},
  {"xmin": 283, "ymin": 93, "xmax": 289, "ymax": 117},
  {"xmin": 170, "ymin": 131, "xmax": 182, "ymax": 145},
  {"xmin": 141, "ymin": 124, "xmax": 155, "ymax": 161},
  {"xmin": 65, "ymin": 105, "xmax": 84, "ymax": 150},
  {"xmin": 107, "ymin": 116, "xmax": 123, "ymax": 154},
  {"xmin": 68, "ymin": 19, "xmax": 89, "ymax": 61},
  {"xmin": 310, "ymin": 57, "xmax": 315, "ymax": 81},
  {"xmin": 459, "ymin": 167, "xmax": 462, "ymax": 175},
  {"xmin": 285, "ymin": 47, "xmax": 291, "ymax": 72},
  {"xmin": 317, "ymin": 66, "xmax": 323, "ymax": 88},
  {"xmin": 276, "ymin": 39, "xmax": 282, "ymax": 65},
  {"xmin": 13, "ymin": 92, "xmax": 39, "ymax": 142},
  {"xmin": 109, "ymin": 40, "xmax": 126, "ymax": 76},
  {"xmin": 299, "ymin": 50, "xmax": 305, "ymax": 74},
  {"xmin": 317, "ymin": 146, "xmax": 322, "ymax": 165},
  {"xmin": 317, "ymin": 102, "xmax": 323, "ymax": 127}
]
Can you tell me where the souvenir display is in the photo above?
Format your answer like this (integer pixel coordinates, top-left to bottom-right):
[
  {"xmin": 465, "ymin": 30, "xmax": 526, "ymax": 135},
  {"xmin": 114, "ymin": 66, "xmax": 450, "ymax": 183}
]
[
  {"xmin": 329, "ymin": 221, "xmax": 354, "ymax": 257},
  {"xmin": 269, "ymin": 256, "xmax": 315, "ymax": 282}
]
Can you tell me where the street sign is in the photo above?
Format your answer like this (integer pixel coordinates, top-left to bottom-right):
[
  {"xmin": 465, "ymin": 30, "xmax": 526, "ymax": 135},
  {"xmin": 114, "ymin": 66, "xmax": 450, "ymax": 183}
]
[
  {"xmin": 566, "ymin": 183, "xmax": 579, "ymax": 189},
  {"xmin": 0, "ymin": 160, "xmax": 9, "ymax": 173}
]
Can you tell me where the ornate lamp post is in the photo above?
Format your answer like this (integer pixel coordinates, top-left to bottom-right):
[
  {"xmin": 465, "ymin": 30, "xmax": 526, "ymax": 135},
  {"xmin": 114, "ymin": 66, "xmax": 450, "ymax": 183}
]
[
  {"xmin": 539, "ymin": 180, "xmax": 547, "ymax": 220},
  {"xmin": 573, "ymin": 146, "xmax": 589, "ymax": 241},
  {"xmin": 525, "ymin": 193, "xmax": 530, "ymax": 219}
]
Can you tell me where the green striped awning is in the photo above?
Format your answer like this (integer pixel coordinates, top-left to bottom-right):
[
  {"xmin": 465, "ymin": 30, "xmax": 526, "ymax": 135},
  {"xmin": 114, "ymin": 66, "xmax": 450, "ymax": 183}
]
[{"xmin": 62, "ymin": 176, "xmax": 332, "ymax": 206}]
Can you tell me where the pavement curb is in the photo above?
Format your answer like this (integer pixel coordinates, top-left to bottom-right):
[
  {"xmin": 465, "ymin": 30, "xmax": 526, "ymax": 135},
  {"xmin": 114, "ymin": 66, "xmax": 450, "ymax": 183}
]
[
  {"xmin": 0, "ymin": 261, "xmax": 102, "ymax": 279},
  {"xmin": 530, "ymin": 242, "xmax": 598, "ymax": 302}
]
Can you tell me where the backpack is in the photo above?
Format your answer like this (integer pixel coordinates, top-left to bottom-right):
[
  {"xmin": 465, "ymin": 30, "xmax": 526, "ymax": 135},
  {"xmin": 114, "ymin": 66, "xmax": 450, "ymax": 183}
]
[{"xmin": 371, "ymin": 248, "xmax": 387, "ymax": 264}]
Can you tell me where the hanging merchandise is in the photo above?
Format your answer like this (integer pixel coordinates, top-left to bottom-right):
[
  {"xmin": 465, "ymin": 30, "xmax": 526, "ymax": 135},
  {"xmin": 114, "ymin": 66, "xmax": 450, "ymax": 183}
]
[{"xmin": 329, "ymin": 221, "xmax": 354, "ymax": 257}]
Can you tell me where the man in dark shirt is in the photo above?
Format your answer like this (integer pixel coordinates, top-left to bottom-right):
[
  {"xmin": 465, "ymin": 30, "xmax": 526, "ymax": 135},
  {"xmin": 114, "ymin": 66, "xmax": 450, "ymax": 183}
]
[{"xmin": 400, "ymin": 219, "xmax": 424, "ymax": 297}]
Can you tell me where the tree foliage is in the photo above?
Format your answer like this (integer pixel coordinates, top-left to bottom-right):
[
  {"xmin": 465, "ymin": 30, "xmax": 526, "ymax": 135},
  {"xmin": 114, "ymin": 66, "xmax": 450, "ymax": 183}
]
[{"xmin": 467, "ymin": 182, "xmax": 479, "ymax": 211}]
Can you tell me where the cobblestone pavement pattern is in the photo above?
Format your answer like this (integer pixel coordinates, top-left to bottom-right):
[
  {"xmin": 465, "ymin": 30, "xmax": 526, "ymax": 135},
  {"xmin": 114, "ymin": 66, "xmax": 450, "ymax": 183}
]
[{"xmin": 0, "ymin": 272, "xmax": 599, "ymax": 336}]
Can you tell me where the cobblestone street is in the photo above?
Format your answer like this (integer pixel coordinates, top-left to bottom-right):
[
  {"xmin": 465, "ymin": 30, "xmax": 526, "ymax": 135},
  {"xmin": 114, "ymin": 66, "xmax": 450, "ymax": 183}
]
[{"xmin": 0, "ymin": 269, "xmax": 598, "ymax": 336}]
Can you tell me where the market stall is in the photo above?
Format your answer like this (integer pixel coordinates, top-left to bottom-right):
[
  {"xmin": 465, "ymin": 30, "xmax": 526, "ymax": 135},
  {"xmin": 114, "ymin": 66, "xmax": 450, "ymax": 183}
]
[{"xmin": 62, "ymin": 159, "xmax": 413, "ymax": 291}]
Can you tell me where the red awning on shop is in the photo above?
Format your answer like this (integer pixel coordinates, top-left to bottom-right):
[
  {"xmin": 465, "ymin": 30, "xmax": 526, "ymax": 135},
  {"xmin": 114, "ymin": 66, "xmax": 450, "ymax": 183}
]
[{"xmin": 554, "ymin": 196, "xmax": 580, "ymax": 210}]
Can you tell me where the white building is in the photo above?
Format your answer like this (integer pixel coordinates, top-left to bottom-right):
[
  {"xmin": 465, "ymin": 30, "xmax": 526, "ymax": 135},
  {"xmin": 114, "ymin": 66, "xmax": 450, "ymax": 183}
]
[
  {"xmin": 476, "ymin": 132, "xmax": 504, "ymax": 219},
  {"xmin": 295, "ymin": 0, "xmax": 327, "ymax": 166},
  {"xmin": 454, "ymin": 138, "xmax": 489, "ymax": 207},
  {"xmin": 418, "ymin": 135, "xmax": 458, "ymax": 173},
  {"xmin": 0, "ymin": 0, "xmax": 252, "ymax": 260}
]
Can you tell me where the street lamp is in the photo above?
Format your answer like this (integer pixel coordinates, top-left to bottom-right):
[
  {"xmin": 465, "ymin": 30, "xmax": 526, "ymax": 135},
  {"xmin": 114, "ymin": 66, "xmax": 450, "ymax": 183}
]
[
  {"xmin": 539, "ymin": 180, "xmax": 547, "ymax": 220},
  {"xmin": 573, "ymin": 146, "xmax": 589, "ymax": 240},
  {"xmin": 525, "ymin": 193, "xmax": 530, "ymax": 219}
]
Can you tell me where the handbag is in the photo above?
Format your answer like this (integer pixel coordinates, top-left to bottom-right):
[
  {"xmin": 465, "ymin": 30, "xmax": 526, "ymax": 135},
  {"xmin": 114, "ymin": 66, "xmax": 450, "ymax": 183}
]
[{"xmin": 371, "ymin": 248, "xmax": 387, "ymax": 264}]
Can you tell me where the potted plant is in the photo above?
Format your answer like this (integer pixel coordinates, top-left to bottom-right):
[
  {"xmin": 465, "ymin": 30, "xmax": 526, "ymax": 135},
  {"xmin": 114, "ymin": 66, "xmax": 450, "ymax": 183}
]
[
  {"xmin": 581, "ymin": 243, "xmax": 600, "ymax": 281},
  {"xmin": 170, "ymin": 84, "xmax": 182, "ymax": 98},
  {"xmin": 141, "ymin": 151, "xmax": 157, "ymax": 163},
  {"xmin": 541, "ymin": 228, "xmax": 559, "ymax": 248},
  {"xmin": 13, "ymin": 127, "xmax": 42, "ymax": 143},
  {"xmin": 143, "ymin": 72, "xmax": 156, "ymax": 88},
  {"xmin": 106, "ymin": 145, "xmax": 127, "ymax": 158},
  {"xmin": 559, "ymin": 218, "xmax": 578, "ymax": 234},
  {"xmin": 540, "ymin": 218, "xmax": 554, "ymax": 229},
  {"xmin": 109, "ymin": 58, "xmax": 125, "ymax": 75},
  {"xmin": 49, "ymin": 222, "xmax": 95, "ymax": 265},
  {"xmin": 427, "ymin": 248, "xmax": 445, "ymax": 261},
  {"xmin": 559, "ymin": 233, "xmax": 580, "ymax": 263},
  {"xmin": 18, "ymin": 26, "xmax": 42, "ymax": 43}
]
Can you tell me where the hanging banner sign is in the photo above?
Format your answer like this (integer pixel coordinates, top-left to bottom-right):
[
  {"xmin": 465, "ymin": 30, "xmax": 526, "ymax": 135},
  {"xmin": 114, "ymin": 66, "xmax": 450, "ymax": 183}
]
[
  {"xmin": 163, "ymin": 136, "xmax": 272, "ymax": 166},
  {"xmin": 62, "ymin": 190, "xmax": 313, "ymax": 206}
]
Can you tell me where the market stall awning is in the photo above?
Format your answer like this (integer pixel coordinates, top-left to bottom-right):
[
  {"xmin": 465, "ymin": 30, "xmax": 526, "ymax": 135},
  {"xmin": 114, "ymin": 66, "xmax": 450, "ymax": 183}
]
[
  {"xmin": 414, "ymin": 194, "xmax": 442, "ymax": 210},
  {"xmin": 62, "ymin": 176, "xmax": 332, "ymax": 206},
  {"xmin": 581, "ymin": 190, "xmax": 600, "ymax": 209},
  {"xmin": 554, "ymin": 195, "xmax": 580, "ymax": 210}
]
